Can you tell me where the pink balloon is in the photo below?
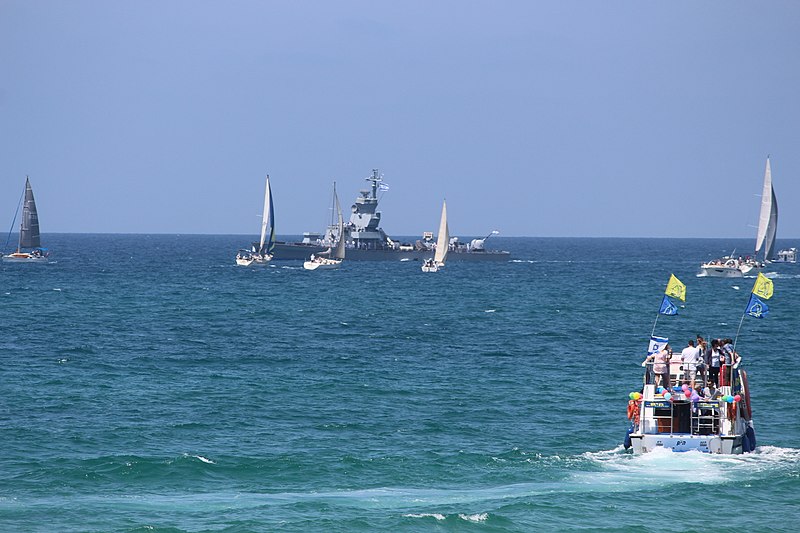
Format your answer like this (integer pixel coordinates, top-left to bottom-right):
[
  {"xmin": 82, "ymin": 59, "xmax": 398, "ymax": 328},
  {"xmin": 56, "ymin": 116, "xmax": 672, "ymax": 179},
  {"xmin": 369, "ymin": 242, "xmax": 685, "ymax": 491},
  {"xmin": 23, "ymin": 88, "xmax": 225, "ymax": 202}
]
[
  {"xmin": 681, "ymin": 384, "xmax": 689, "ymax": 391},
  {"xmin": 734, "ymin": 394, "xmax": 742, "ymax": 402},
  {"xmin": 684, "ymin": 390, "xmax": 692, "ymax": 398}
]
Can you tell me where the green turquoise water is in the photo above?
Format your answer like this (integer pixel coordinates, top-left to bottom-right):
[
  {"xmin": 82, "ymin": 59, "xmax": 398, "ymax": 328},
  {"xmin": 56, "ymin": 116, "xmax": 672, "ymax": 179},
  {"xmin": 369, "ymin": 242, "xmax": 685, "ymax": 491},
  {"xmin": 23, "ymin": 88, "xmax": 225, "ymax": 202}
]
[{"xmin": 2, "ymin": 235, "xmax": 798, "ymax": 532}]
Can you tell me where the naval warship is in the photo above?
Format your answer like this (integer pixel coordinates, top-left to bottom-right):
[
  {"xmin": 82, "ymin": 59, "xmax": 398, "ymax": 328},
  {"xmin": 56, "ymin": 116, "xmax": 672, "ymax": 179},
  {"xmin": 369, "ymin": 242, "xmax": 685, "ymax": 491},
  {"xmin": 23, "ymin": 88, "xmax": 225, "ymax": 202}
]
[{"xmin": 271, "ymin": 170, "xmax": 511, "ymax": 261}]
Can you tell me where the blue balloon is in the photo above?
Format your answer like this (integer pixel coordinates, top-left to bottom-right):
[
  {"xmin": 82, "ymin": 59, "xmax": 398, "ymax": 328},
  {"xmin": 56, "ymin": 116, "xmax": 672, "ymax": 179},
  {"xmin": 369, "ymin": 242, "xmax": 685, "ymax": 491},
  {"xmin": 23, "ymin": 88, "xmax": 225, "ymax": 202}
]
[{"xmin": 726, "ymin": 396, "xmax": 734, "ymax": 404}]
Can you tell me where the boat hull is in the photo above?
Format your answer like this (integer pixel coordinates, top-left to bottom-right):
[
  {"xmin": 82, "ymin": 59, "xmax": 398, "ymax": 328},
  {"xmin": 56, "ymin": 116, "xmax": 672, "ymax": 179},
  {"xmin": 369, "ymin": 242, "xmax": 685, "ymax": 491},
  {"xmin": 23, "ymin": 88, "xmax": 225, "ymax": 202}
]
[
  {"xmin": 303, "ymin": 259, "xmax": 341, "ymax": 270},
  {"xmin": 236, "ymin": 256, "xmax": 272, "ymax": 266},
  {"xmin": 273, "ymin": 242, "xmax": 510, "ymax": 262},
  {"xmin": 629, "ymin": 433, "xmax": 744, "ymax": 454},
  {"xmin": 2, "ymin": 253, "xmax": 48, "ymax": 263},
  {"xmin": 698, "ymin": 266, "xmax": 743, "ymax": 278}
]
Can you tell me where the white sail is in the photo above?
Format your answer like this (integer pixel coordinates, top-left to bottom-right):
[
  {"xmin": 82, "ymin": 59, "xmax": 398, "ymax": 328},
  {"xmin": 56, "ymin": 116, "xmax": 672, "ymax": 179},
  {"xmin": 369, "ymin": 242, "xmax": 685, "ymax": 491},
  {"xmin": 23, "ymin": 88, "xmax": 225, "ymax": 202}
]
[
  {"xmin": 334, "ymin": 183, "xmax": 346, "ymax": 260},
  {"xmin": 258, "ymin": 175, "xmax": 271, "ymax": 252},
  {"xmin": 433, "ymin": 200, "xmax": 449, "ymax": 265},
  {"xmin": 754, "ymin": 158, "xmax": 778, "ymax": 261}
]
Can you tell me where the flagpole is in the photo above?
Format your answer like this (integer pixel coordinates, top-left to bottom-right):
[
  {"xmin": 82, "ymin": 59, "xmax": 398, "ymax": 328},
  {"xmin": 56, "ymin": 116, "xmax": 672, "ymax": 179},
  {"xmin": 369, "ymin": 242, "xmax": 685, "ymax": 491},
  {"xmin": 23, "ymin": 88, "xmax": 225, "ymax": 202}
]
[
  {"xmin": 651, "ymin": 313, "xmax": 660, "ymax": 338},
  {"xmin": 732, "ymin": 311, "xmax": 747, "ymax": 354}
]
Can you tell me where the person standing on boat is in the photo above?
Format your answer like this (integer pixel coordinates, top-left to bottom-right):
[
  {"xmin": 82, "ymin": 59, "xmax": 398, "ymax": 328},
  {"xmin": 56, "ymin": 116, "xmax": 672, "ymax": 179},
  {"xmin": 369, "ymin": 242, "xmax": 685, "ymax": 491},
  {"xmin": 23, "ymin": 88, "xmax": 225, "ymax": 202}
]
[
  {"xmin": 696, "ymin": 335, "xmax": 709, "ymax": 385},
  {"xmin": 644, "ymin": 344, "xmax": 671, "ymax": 389},
  {"xmin": 720, "ymin": 338, "xmax": 740, "ymax": 386},
  {"xmin": 708, "ymin": 339, "xmax": 722, "ymax": 386},
  {"xmin": 681, "ymin": 339, "xmax": 702, "ymax": 390}
]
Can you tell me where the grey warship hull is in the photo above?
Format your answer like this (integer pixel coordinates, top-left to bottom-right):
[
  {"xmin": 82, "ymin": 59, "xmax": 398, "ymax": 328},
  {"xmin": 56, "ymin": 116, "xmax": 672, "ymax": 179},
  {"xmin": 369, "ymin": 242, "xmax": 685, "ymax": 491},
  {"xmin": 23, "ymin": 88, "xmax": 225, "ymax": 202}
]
[{"xmin": 272, "ymin": 242, "xmax": 510, "ymax": 262}]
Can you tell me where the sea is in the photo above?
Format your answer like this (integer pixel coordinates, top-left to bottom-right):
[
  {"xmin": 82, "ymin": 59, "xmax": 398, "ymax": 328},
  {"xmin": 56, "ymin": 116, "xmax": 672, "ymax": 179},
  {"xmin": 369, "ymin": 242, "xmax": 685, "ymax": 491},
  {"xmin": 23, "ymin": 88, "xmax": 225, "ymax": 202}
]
[{"xmin": 2, "ymin": 234, "xmax": 799, "ymax": 532}]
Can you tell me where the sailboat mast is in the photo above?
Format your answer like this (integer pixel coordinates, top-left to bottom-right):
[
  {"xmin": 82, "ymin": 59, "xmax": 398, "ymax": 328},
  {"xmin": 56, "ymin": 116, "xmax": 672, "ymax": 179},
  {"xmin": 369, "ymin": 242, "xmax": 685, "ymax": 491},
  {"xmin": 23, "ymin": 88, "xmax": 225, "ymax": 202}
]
[{"xmin": 259, "ymin": 175, "xmax": 270, "ymax": 252}]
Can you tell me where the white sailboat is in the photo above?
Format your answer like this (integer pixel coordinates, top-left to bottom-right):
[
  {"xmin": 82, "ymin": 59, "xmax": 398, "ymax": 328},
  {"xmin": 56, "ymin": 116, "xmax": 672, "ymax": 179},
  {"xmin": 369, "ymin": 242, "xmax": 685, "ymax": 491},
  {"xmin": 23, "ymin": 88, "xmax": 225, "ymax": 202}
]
[
  {"xmin": 236, "ymin": 175, "xmax": 275, "ymax": 266},
  {"xmin": 699, "ymin": 158, "xmax": 777, "ymax": 277},
  {"xmin": 304, "ymin": 183, "xmax": 345, "ymax": 271},
  {"xmin": 754, "ymin": 157, "xmax": 778, "ymax": 264},
  {"xmin": 3, "ymin": 177, "xmax": 49, "ymax": 263},
  {"xmin": 422, "ymin": 200, "xmax": 448, "ymax": 273}
]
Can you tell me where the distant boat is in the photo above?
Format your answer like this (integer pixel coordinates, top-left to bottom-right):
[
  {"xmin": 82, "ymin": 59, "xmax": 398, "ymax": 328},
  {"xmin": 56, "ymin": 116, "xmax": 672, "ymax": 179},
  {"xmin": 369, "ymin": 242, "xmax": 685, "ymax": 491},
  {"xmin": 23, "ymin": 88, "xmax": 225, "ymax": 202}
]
[
  {"xmin": 236, "ymin": 175, "xmax": 275, "ymax": 266},
  {"xmin": 421, "ymin": 200, "xmax": 448, "ymax": 273},
  {"xmin": 304, "ymin": 183, "xmax": 345, "ymax": 271},
  {"xmin": 699, "ymin": 158, "xmax": 776, "ymax": 277},
  {"xmin": 774, "ymin": 247, "xmax": 797, "ymax": 263},
  {"xmin": 3, "ymin": 176, "xmax": 49, "ymax": 263}
]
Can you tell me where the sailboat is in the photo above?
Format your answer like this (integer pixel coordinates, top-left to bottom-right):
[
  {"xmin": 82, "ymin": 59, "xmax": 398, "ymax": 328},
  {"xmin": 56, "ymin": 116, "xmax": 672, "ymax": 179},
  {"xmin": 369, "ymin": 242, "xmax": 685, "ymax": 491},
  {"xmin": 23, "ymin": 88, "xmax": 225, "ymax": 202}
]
[
  {"xmin": 236, "ymin": 175, "xmax": 275, "ymax": 266},
  {"xmin": 3, "ymin": 177, "xmax": 49, "ymax": 263},
  {"xmin": 421, "ymin": 200, "xmax": 448, "ymax": 273},
  {"xmin": 304, "ymin": 183, "xmax": 345, "ymax": 271},
  {"xmin": 753, "ymin": 157, "xmax": 778, "ymax": 264},
  {"xmin": 699, "ymin": 158, "xmax": 777, "ymax": 277}
]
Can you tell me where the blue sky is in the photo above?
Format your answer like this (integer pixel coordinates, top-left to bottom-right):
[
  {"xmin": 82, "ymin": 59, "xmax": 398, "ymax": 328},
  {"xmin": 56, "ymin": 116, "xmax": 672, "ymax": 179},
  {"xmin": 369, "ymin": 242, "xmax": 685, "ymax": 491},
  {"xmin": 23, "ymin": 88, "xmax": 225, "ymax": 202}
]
[{"xmin": 1, "ymin": 1, "xmax": 799, "ymax": 238}]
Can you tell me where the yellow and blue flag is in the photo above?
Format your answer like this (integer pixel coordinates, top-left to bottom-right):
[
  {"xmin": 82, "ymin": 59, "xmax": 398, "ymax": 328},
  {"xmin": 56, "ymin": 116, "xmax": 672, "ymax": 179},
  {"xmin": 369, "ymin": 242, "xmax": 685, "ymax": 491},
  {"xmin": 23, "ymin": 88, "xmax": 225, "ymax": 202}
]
[
  {"xmin": 746, "ymin": 293, "xmax": 769, "ymax": 319},
  {"xmin": 659, "ymin": 295, "xmax": 679, "ymax": 316},
  {"xmin": 752, "ymin": 272, "xmax": 774, "ymax": 300},
  {"xmin": 665, "ymin": 274, "xmax": 686, "ymax": 302}
]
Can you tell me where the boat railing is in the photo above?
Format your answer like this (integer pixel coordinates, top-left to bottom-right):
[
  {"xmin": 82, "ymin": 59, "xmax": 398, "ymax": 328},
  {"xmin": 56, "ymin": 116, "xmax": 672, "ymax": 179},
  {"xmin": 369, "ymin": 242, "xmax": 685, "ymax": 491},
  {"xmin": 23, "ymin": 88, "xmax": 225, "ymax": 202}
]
[
  {"xmin": 641, "ymin": 397, "xmax": 724, "ymax": 436},
  {"xmin": 641, "ymin": 361, "xmax": 738, "ymax": 390}
]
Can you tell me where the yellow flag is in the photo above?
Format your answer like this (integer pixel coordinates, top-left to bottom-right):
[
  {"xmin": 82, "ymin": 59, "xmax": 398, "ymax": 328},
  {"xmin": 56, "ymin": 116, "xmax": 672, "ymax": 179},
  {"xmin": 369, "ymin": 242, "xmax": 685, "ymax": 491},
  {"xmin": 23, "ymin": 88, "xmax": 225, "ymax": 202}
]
[
  {"xmin": 665, "ymin": 274, "xmax": 686, "ymax": 302},
  {"xmin": 752, "ymin": 272, "xmax": 774, "ymax": 300}
]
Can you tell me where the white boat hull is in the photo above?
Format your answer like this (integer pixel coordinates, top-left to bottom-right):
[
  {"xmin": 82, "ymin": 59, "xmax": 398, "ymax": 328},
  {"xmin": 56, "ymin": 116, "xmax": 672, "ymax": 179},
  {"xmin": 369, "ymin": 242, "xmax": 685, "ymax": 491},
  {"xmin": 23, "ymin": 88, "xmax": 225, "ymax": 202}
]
[
  {"xmin": 698, "ymin": 265, "xmax": 743, "ymax": 278},
  {"xmin": 236, "ymin": 255, "xmax": 272, "ymax": 266},
  {"xmin": 303, "ymin": 259, "xmax": 341, "ymax": 270},
  {"xmin": 2, "ymin": 253, "xmax": 48, "ymax": 263},
  {"xmin": 629, "ymin": 433, "xmax": 745, "ymax": 454}
]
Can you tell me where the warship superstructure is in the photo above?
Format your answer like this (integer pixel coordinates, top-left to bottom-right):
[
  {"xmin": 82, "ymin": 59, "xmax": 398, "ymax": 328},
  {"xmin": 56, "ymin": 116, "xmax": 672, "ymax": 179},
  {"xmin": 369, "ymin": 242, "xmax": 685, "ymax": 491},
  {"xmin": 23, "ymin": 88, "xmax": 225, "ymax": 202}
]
[{"xmin": 271, "ymin": 169, "xmax": 511, "ymax": 261}]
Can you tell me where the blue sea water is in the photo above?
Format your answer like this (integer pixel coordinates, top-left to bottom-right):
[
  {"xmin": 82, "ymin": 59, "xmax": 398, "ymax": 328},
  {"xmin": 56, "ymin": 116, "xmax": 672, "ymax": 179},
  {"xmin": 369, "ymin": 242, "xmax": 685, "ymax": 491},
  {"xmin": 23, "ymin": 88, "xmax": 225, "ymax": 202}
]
[{"xmin": 1, "ymin": 235, "xmax": 799, "ymax": 532}]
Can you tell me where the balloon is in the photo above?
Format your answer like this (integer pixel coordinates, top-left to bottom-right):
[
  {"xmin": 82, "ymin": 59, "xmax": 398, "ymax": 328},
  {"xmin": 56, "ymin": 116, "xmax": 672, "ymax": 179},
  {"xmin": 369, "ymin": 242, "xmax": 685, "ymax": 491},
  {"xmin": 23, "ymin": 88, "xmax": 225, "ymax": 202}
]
[
  {"xmin": 634, "ymin": 392, "xmax": 642, "ymax": 400},
  {"xmin": 734, "ymin": 394, "xmax": 742, "ymax": 402},
  {"xmin": 684, "ymin": 390, "xmax": 692, "ymax": 398},
  {"xmin": 629, "ymin": 392, "xmax": 635, "ymax": 400},
  {"xmin": 727, "ymin": 396, "xmax": 734, "ymax": 403},
  {"xmin": 656, "ymin": 387, "xmax": 664, "ymax": 394},
  {"xmin": 682, "ymin": 384, "xmax": 689, "ymax": 391},
  {"xmin": 663, "ymin": 392, "xmax": 672, "ymax": 400}
]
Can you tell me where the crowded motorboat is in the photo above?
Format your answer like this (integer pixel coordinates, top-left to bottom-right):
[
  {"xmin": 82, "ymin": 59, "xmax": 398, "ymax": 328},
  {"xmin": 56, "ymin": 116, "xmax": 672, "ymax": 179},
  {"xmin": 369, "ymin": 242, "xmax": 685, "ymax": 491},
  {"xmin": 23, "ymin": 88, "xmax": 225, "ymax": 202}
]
[
  {"xmin": 624, "ymin": 273, "xmax": 771, "ymax": 454},
  {"xmin": 626, "ymin": 335, "xmax": 755, "ymax": 454}
]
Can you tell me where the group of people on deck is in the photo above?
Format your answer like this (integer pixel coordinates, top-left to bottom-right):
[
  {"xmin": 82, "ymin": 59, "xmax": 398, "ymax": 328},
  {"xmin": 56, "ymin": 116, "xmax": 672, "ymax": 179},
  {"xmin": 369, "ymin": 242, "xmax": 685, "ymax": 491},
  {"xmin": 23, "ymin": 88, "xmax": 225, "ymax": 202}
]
[{"xmin": 644, "ymin": 335, "xmax": 741, "ymax": 391}]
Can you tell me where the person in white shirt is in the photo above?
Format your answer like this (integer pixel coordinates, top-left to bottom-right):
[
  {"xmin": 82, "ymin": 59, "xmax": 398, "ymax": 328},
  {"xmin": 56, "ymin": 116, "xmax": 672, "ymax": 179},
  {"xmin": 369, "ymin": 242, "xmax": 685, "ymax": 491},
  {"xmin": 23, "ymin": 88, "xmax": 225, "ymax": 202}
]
[{"xmin": 681, "ymin": 339, "xmax": 702, "ymax": 390}]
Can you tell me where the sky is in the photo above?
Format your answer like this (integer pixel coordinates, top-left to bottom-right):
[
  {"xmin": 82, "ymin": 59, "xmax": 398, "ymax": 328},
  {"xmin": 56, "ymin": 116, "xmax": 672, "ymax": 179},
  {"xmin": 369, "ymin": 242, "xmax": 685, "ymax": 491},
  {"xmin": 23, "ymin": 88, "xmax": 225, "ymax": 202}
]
[{"xmin": 1, "ymin": 0, "xmax": 799, "ymax": 238}]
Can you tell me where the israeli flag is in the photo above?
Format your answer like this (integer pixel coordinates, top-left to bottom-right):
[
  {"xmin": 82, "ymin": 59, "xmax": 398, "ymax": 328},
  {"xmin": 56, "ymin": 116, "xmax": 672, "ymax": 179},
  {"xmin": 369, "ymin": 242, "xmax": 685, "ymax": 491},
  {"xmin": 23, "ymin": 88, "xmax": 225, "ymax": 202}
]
[
  {"xmin": 746, "ymin": 293, "xmax": 769, "ymax": 319},
  {"xmin": 658, "ymin": 295, "xmax": 678, "ymax": 316},
  {"xmin": 648, "ymin": 335, "xmax": 669, "ymax": 355},
  {"xmin": 378, "ymin": 183, "xmax": 390, "ymax": 191}
]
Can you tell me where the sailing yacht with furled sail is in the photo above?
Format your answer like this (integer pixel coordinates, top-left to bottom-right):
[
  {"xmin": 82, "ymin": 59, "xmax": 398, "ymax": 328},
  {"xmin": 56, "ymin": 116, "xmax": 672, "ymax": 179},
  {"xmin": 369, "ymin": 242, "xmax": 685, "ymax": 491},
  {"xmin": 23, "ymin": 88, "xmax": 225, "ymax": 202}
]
[
  {"xmin": 304, "ymin": 183, "xmax": 345, "ymax": 271},
  {"xmin": 236, "ymin": 175, "xmax": 275, "ymax": 266},
  {"xmin": 421, "ymin": 200, "xmax": 449, "ymax": 273},
  {"xmin": 3, "ymin": 177, "xmax": 49, "ymax": 263},
  {"xmin": 699, "ymin": 157, "xmax": 777, "ymax": 277}
]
